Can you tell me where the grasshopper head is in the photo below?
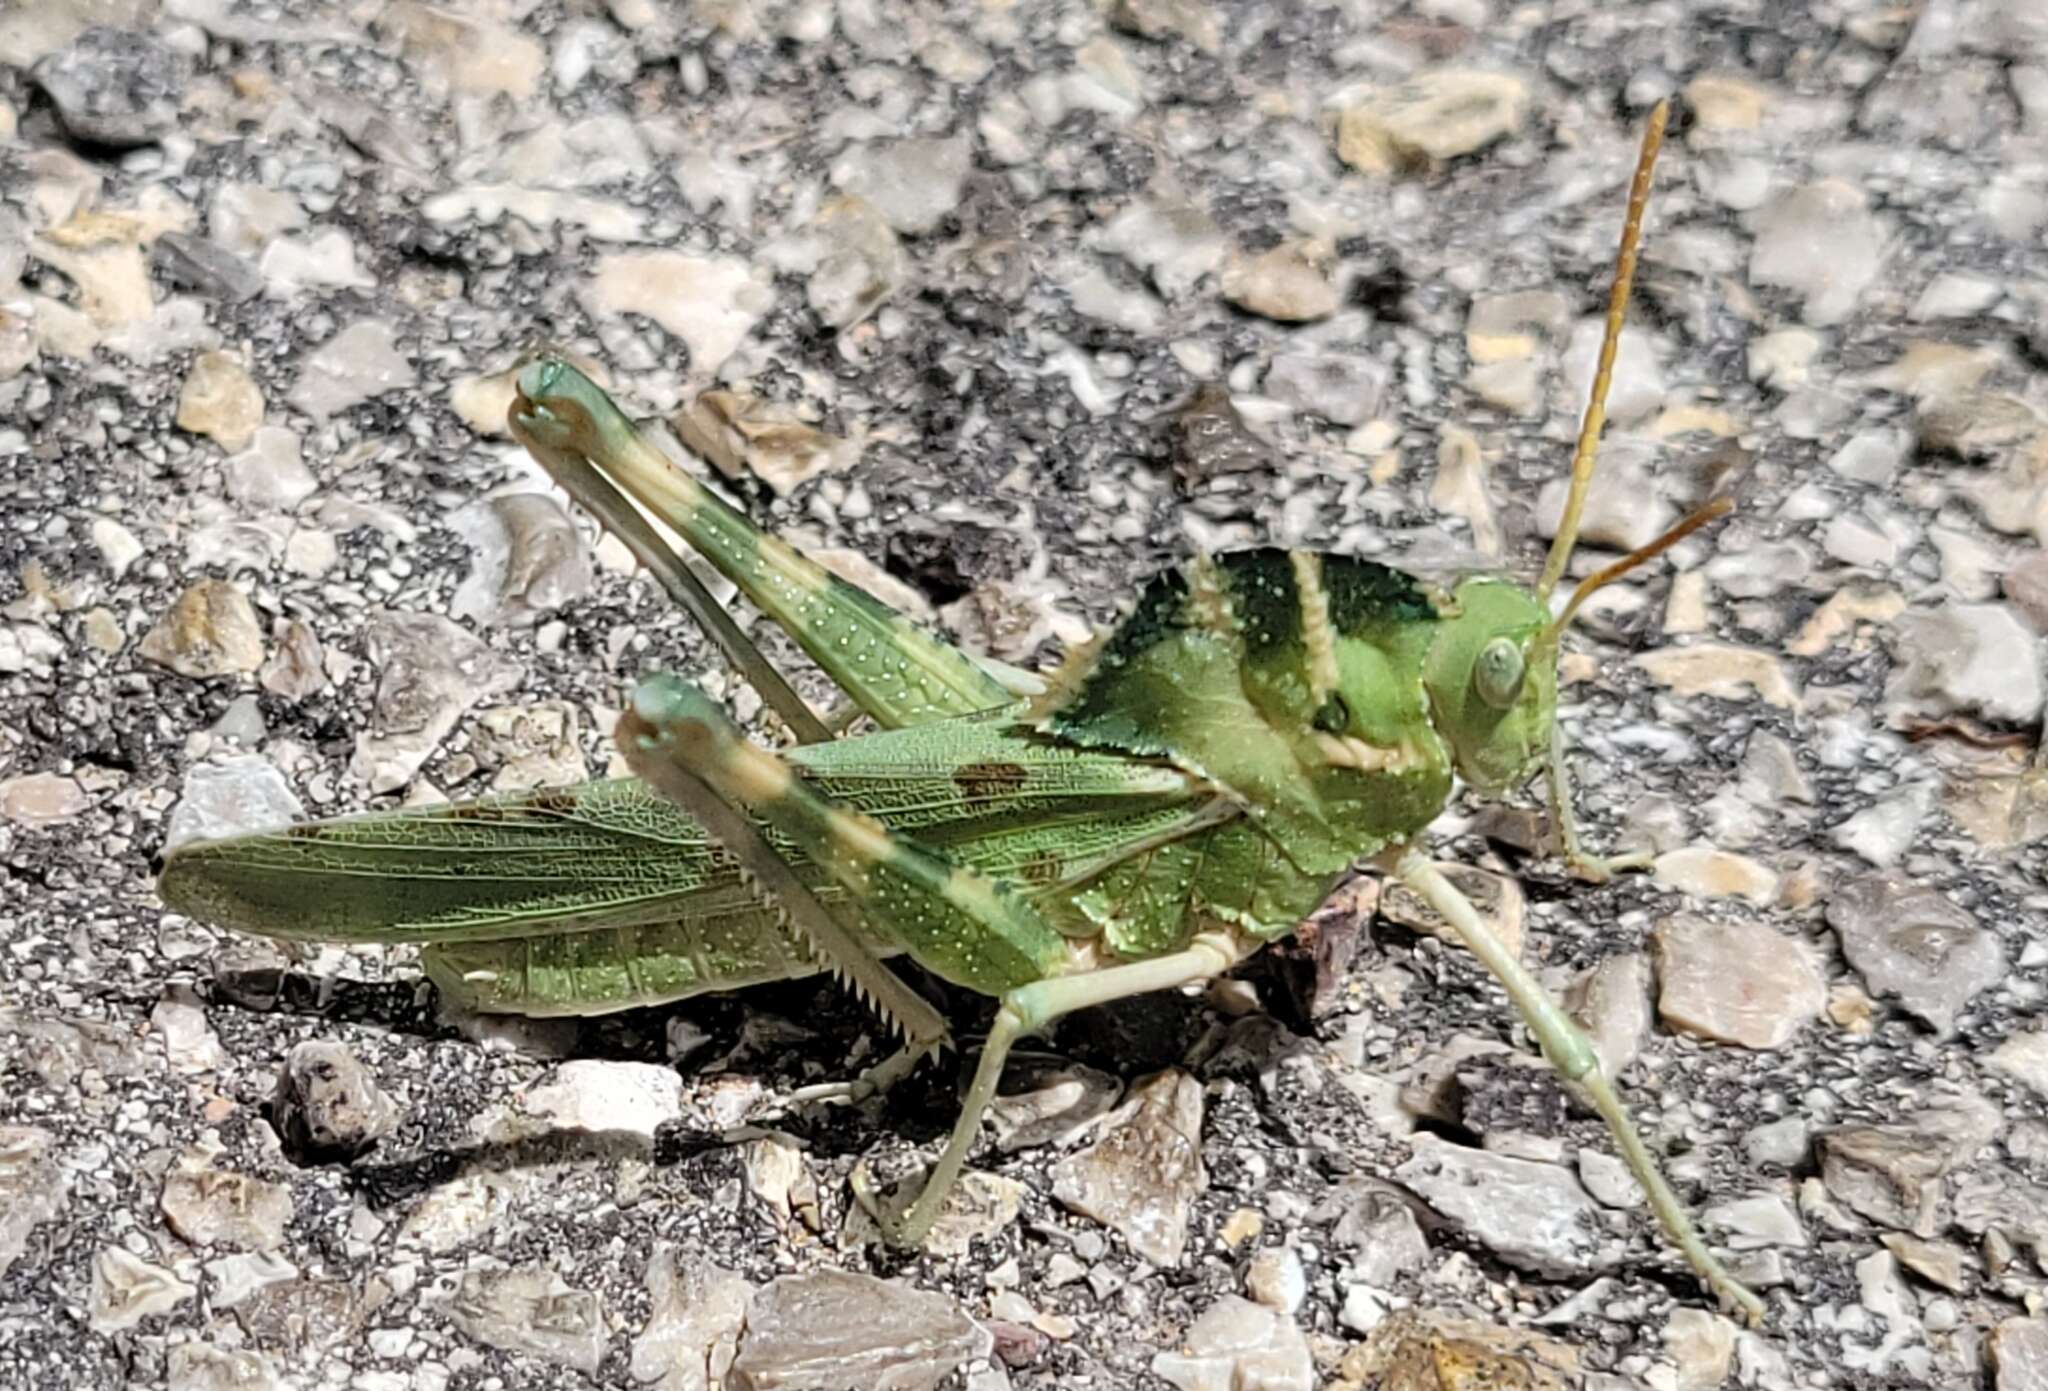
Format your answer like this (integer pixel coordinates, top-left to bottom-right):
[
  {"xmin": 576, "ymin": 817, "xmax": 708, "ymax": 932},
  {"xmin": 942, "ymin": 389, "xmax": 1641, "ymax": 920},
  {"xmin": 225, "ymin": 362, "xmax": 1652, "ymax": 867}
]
[{"xmin": 1421, "ymin": 577, "xmax": 1555, "ymax": 796}]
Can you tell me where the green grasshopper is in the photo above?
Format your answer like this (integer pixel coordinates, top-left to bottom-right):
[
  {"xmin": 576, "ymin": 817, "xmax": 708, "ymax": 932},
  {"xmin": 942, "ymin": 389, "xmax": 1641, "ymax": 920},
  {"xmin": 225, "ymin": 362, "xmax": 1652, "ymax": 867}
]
[{"xmin": 159, "ymin": 102, "xmax": 1763, "ymax": 1323}]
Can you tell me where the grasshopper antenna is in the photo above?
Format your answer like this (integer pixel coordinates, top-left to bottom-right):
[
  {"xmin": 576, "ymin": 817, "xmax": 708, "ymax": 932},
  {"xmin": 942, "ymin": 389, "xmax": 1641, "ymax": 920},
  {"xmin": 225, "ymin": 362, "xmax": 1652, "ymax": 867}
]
[
  {"xmin": 1546, "ymin": 495, "xmax": 1731, "ymax": 638},
  {"xmin": 1536, "ymin": 99, "xmax": 1670, "ymax": 603}
]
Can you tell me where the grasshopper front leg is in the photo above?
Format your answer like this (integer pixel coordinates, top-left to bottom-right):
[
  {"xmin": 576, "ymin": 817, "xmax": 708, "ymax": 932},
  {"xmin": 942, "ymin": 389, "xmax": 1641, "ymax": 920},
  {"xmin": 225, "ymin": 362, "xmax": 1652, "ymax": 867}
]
[{"xmin": 1394, "ymin": 850, "xmax": 1765, "ymax": 1326}]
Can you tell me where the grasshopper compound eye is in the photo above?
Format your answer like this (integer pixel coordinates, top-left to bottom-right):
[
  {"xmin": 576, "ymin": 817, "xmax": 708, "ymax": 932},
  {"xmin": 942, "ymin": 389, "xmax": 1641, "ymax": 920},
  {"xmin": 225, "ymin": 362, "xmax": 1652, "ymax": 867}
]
[{"xmin": 1472, "ymin": 636, "xmax": 1526, "ymax": 710}]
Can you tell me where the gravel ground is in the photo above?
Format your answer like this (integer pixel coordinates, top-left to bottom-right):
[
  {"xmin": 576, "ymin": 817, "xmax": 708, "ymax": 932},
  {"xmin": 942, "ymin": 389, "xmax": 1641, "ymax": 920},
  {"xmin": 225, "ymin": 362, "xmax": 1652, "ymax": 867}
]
[{"xmin": 5, "ymin": 1, "xmax": 2048, "ymax": 1388}]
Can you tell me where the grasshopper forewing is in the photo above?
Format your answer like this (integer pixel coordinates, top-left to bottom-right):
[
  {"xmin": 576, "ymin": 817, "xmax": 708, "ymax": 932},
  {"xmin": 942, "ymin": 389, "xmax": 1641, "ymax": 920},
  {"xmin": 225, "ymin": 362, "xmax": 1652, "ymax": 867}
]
[{"xmin": 159, "ymin": 101, "xmax": 1765, "ymax": 1324}]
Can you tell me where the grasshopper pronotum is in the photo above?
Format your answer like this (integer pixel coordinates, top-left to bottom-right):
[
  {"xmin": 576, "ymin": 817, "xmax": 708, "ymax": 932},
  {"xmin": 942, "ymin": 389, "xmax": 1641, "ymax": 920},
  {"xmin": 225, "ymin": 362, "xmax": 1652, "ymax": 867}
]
[{"xmin": 159, "ymin": 101, "xmax": 1764, "ymax": 1323}]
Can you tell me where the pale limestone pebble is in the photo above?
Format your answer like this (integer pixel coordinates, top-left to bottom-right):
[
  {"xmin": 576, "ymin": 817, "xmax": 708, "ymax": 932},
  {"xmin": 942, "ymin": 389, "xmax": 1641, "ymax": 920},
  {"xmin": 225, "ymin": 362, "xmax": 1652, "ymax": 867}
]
[
  {"xmin": 397, "ymin": 1170, "xmax": 531, "ymax": 1254},
  {"xmin": 152, "ymin": 985, "xmax": 227, "ymax": 1073},
  {"xmin": 159, "ymin": 1146, "xmax": 293, "ymax": 1251},
  {"xmin": 81, "ymin": 607, "xmax": 123, "ymax": 653},
  {"xmin": 255, "ymin": 621, "xmax": 325, "ymax": 704},
  {"xmin": 448, "ymin": 493, "xmax": 593, "ymax": 628},
  {"xmin": 493, "ymin": 113, "xmax": 654, "ymax": 189},
  {"xmin": 1786, "ymin": 584, "xmax": 1905, "ymax": 657},
  {"xmin": 140, "ymin": 578, "xmax": 265, "ymax": 678},
  {"xmin": 1574, "ymin": 1149, "xmax": 1642, "ymax": 1210},
  {"xmin": 0, "ymin": 1126, "xmax": 71, "ymax": 1279},
  {"xmin": 33, "ymin": 232, "xmax": 154, "ymax": 328},
  {"xmin": 382, "ymin": 0, "xmax": 545, "ymax": 98},
  {"xmin": 1652, "ymin": 915, "xmax": 1824, "ymax": 1050},
  {"xmin": 272, "ymin": 1040, "xmax": 396, "ymax": 1159},
  {"xmin": 1886, "ymin": 601, "xmax": 2047, "ymax": 725},
  {"xmin": 167, "ymin": 1341, "xmax": 281, "ymax": 1391},
  {"xmin": 1059, "ymin": 258, "xmax": 1166, "ymax": 334},
  {"xmin": 731, "ymin": 1269, "xmax": 990, "ymax": 1391},
  {"xmin": 1395, "ymin": 1136, "xmax": 1621, "ymax": 1277},
  {"xmin": 1881, "ymin": 1232, "xmax": 1969, "ymax": 1293},
  {"xmin": 583, "ymin": 251, "xmax": 769, "ymax": 377},
  {"xmin": 1051, "ymin": 1069, "xmax": 1205, "ymax": 1265},
  {"xmin": 440, "ymin": 1263, "xmax": 605, "ymax": 1375},
  {"xmin": 738, "ymin": 1134, "xmax": 820, "ymax": 1233},
  {"xmin": 1702, "ymin": 1192, "xmax": 1806, "ymax": 1250},
  {"xmin": 674, "ymin": 390, "xmax": 855, "ymax": 497},
  {"xmin": 1534, "ymin": 437, "xmax": 1673, "ymax": 552},
  {"xmin": 1653, "ymin": 844, "xmax": 1779, "ymax": 905},
  {"xmin": 162, "ymin": 752, "xmax": 300, "ymax": 849},
  {"xmin": 0, "ymin": 770, "xmax": 88, "ymax": 825},
  {"xmin": 287, "ymin": 319, "xmax": 416, "ymax": 420},
  {"xmin": 31, "ymin": 24, "xmax": 183, "ymax": 145},
  {"xmin": 350, "ymin": 610, "xmax": 525, "ymax": 793},
  {"xmin": 1430, "ymin": 426, "xmax": 1501, "ymax": 558},
  {"xmin": 223, "ymin": 426, "xmax": 314, "ymax": 511},
  {"xmin": 0, "ymin": 290, "xmax": 35, "ymax": 379},
  {"xmin": 518, "ymin": 1059, "xmax": 684, "ymax": 1140},
  {"xmin": 1244, "ymin": 1246, "xmax": 1307, "ymax": 1315},
  {"xmin": 1566, "ymin": 951, "xmax": 1652, "ymax": 1080},
  {"xmin": 1220, "ymin": 241, "xmax": 1341, "ymax": 323},
  {"xmin": 786, "ymin": 195, "xmax": 908, "ymax": 329},
  {"xmin": 1685, "ymin": 72, "xmax": 1770, "ymax": 131},
  {"xmin": 256, "ymin": 227, "xmax": 375, "ymax": 295},
  {"xmin": 1092, "ymin": 199, "xmax": 1227, "ymax": 299},
  {"xmin": 1662, "ymin": 569, "xmax": 1709, "ymax": 634},
  {"xmin": 1746, "ymin": 326, "xmax": 1824, "ymax": 388},
  {"xmin": 1663, "ymin": 1308, "xmax": 1738, "ymax": 1391},
  {"xmin": 1992, "ymin": 1318, "xmax": 2048, "ymax": 1391},
  {"xmin": 1110, "ymin": 0, "xmax": 1221, "ymax": 51},
  {"xmin": 1636, "ymin": 643, "xmax": 1799, "ymax": 708},
  {"xmin": 89, "ymin": 1244, "xmax": 197, "ymax": 1333},
  {"xmin": 1749, "ymin": 180, "xmax": 1887, "ymax": 327},
  {"xmin": 1832, "ymin": 776, "xmax": 1937, "ymax": 868},
  {"xmin": 449, "ymin": 367, "xmax": 519, "ymax": 437},
  {"xmin": 987, "ymin": 1063, "xmax": 1120, "ymax": 1154},
  {"xmin": 1334, "ymin": 68, "xmax": 1531, "ymax": 174},
  {"xmin": 209, "ymin": 184, "xmax": 306, "ymax": 260},
  {"xmin": 422, "ymin": 184, "xmax": 647, "ymax": 241},
  {"xmin": 1818, "ymin": 1113, "xmax": 1990, "ymax": 1238},
  {"xmin": 1559, "ymin": 319, "xmax": 1665, "ymax": 425},
  {"xmin": 1825, "ymin": 872, "xmax": 2002, "ymax": 1036},
  {"xmin": 283, "ymin": 527, "xmax": 337, "ymax": 578},
  {"xmin": 1911, "ymin": 270, "xmax": 2003, "ymax": 320},
  {"xmin": 2010, "ymin": 550, "xmax": 2048, "ymax": 630},
  {"xmin": 90, "ymin": 515, "xmax": 143, "ymax": 577},
  {"xmin": 1379, "ymin": 862, "xmax": 1523, "ymax": 956},
  {"xmin": 829, "ymin": 133, "xmax": 972, "ymax": 236},
  {"xmin": 1150, "ymin": 1295, "xmax": 1314, "ymax": 1391},
  {"xmin": 631, "ymin": 1247, "xmax": 750, "ymax": 1391},
  {"xmin": 1332, "ymin": 1309, "xmax": 1584, "ymax": 1391}
]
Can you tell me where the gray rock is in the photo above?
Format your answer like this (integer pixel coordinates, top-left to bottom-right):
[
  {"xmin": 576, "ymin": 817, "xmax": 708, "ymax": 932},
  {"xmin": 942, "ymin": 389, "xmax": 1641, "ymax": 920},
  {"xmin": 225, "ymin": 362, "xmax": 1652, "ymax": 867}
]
[
  {"xmin": 0, "ymin": 1127, "xmax": 71, "ymax": 1279},
  {"xmin": 272, "ymin": 1042, "xmax": 396, "ymax": 1161},
  {"xmin": 631, "ymin": 1247, "xmax": 750, "ymax": 1391},
  {"xmin": 224, "ymin": 427, "xmax": 317, "ymax": 512},
  {"xmin": 33, "ymin": 27, "xmax": 183, "ymax": 147},
  {"xmin": 1150, "ymin": 1295, "xmax": 1314, "ymax": 1391},
  {"xmin": 1652, "ymin": 916, "xmax": 1825, "ymax": 1050},
  {"xmin": 450, "ymin": 494, "xmax": 595, "ymax": 628},
  {"xmin": 1828, "ymin": 428, "xmax": 1911, "ymax": 487},
  {"xmin": 1327, "ymin": 1184, "xmax": 1429, "ymax": 1289},
  {"xmin": 732, "ymin": 1269, "xmax": 990, "ymax": 1391},
  {"xmin": 1172, "ymin": 383, "xmax": 1269, "ymax": 488},
  {"xmin": 1818, "ymin": 1125, "xmax": 1952, "ymax": 1237},
  {"xmin": 1742, "ymin": 1116, "xmax": 1810, "ymax": 1170},
  {"xmin": 1992, "ymin": 1318, "xmax": 2048, "ymax": 1391},
  {"xmin": 351, "ymin": 610, "xmax": 525, "ymax": 793},
  {"xmin": 1395, "ymin": 1136, "xmax": 1622, "ymax": 1277},
  {"xmin": 1567, "ymin": 952, "xmax": 1653, "ymax": 1080},
  {"xmin": 159, "ymin": 1148, "xmax": 294, "ymax": 1251},
  {"xmin": 987, "ymin": 1062, "xmax": 1120, "ymax": 1153},
  {"xmin": 154, "ymin": 233, "xmax": 266, "ymax": 303},
  {"xmin": 259, "ymin": 620, "xmax": 328, "ymax": 701},
  {"xmin": 1336, "ymin": 69, "xmax": 1531, "ymax": 171},
  {"xmin": 803, "ymin": 196, "xmax": 908, "ymax": 329},
  {"xmin": 166, "ymin": 1341, "xmax": 280, "ymax": 1391},
  {"xmin": 1700, "ymin": 1192, "xmax": 1805, "ymax": 1250},
  {"xmin": 444, "ymin": 1264, "xmax": 606, "ymax": 1375},
  {"xmin": 830, "ymin": 135, "xmax": 972, "ymax": 235},
  {"xmin": 1750, "ymin": 180, "xmax": 1887, "ymax": 326},
  {"xmin": 165, "ymin": 754, "xmax": 305, "ymax": 852},
  {"xmin": 1826, "ymin": 872, "xmax": 2003, "ymax": 1035},
  {"xmin": 140, "ymin": 579, "xmax": 266, "ymax": 679},
  {"xmin": 2006, "ymin": 551, "xmax": 2048, "ymax": 631},
  {"xmin": 287, "ymin": 320, "xmax": 417, "ymax": 420},
  {"xmin": 1886, "ymin": 602, "xmax": 2047, "ymax": 725},
  {"xmin": 89, "ymin": 1245, "xmax": 197, "ymax": 1333},
  {"xmin": 1264, "ymin": 353, "xmax": 1389, "ymax": 427},
  {"xmin": 1051, "ymin": 1069, "xmax": 1206, "ymax": 1265}
]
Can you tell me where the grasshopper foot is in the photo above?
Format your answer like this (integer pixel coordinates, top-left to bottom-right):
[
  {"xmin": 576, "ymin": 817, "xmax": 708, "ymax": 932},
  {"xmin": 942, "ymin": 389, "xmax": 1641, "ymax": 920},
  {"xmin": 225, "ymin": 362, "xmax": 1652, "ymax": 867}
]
[
  {"xmin": 1564, "ymin": 846, "xmax": 1653, "ymax": 884},
  {"xmin": 788, "ymin": 1035, "xmax": 949, "ymax": 1111}
]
